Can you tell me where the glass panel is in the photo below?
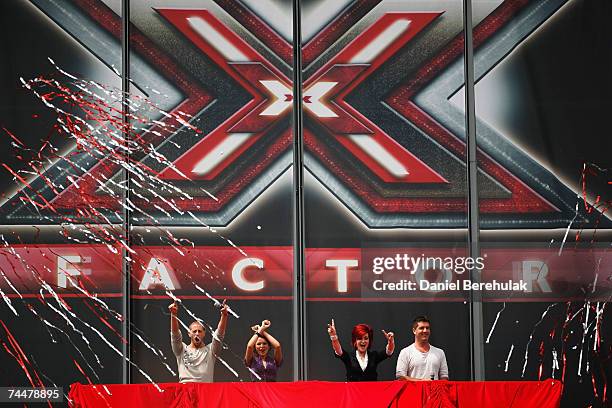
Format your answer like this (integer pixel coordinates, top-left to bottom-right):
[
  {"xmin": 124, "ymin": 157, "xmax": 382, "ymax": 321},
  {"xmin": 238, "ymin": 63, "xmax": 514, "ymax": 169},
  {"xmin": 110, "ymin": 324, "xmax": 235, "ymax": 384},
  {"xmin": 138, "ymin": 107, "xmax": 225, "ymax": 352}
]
[
  {"xmin": 0, "ymin": 0, "xmax": 124, "ymax": 389},
  {"xmin": 128, "ymin": 0, "xmax": 295, "ymax": 382},
  {"xmin": 301, "ymin": 0, "xmax": 471, "ymax": 380},
  {"xmin": 471, "ymin": 0, "xmax": 611, "ymax": 406}
]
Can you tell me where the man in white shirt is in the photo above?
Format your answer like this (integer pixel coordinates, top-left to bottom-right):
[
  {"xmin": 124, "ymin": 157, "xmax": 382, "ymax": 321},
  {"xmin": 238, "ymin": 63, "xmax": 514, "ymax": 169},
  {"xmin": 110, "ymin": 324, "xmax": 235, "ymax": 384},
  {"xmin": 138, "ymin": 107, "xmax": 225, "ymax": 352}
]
[
  {"xmin": 169, "ymin": 300, "xmax": 228, "ymax": 382},
  {"xmin": 396, "ymin": 316, "xmax": 448, "ymax": 380}
]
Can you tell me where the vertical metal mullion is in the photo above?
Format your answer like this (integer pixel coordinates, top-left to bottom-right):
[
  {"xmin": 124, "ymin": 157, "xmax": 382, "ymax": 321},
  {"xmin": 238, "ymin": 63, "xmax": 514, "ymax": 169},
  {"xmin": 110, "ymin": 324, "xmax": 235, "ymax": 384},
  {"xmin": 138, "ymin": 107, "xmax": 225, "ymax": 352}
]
[
  {"xmin": 462, "ymin": 0, "xmax": 485, "ymax": 381},
  {"xmin": 291, "ymin": 0, "xmax": 306, "ymax": 381},
  {"xmin": 121, "ymin": 0, "xmax": 132, "ymax": 385}
]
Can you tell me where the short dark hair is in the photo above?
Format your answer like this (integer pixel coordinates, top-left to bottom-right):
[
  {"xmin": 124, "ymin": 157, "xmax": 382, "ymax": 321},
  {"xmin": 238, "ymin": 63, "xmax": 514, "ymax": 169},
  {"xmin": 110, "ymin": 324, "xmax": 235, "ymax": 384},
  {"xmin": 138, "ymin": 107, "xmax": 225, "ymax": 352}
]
[{"xmin": 412, "ymin": 316, "xmax": 430, "ymax": 330}]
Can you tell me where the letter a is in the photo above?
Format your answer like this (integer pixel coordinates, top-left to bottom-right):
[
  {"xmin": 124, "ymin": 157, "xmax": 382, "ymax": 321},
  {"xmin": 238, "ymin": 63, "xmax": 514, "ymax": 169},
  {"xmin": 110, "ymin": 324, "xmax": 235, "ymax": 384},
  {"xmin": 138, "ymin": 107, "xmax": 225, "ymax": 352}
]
[{"xmin": 139, "ymin": 258, "xmax": 179, "ymax": 290}]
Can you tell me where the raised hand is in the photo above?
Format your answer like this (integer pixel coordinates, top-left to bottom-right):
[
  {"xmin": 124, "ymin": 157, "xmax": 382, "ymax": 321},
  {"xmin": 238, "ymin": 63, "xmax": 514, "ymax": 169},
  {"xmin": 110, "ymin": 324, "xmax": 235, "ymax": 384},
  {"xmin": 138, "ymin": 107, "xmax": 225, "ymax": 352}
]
[
  {"xmin": 168, "ymin": 302, "xmax": 179, "ymax": 315},
  {"xmin": 219, "ymin": 299, "xmax": 228, "ymax": 317},
  {"xmin": 382, "ymin": 330, "xmax": 395, "ymax": 342},
  {"xmin": 251, "ymin": 324, "xmax": 261, "ymax": 333},
  {"xmin": 261, "ymin": 320, "xmax": 271, "ymax": 331},
  {"xmin": 169, "ymin": 302, "xmax": 180, "ymax": 334},
  {"xmin": 327, "ymin": 318, "xmax": 337, "ymax": 337}
]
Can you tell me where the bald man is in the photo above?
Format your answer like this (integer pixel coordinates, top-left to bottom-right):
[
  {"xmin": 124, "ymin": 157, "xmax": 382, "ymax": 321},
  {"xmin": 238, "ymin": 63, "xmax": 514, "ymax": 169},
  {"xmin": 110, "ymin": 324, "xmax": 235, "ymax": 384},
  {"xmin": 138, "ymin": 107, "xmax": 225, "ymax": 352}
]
[{"xmin": 169, "ymin": 300, "xmax": 228, "ymax": 382}]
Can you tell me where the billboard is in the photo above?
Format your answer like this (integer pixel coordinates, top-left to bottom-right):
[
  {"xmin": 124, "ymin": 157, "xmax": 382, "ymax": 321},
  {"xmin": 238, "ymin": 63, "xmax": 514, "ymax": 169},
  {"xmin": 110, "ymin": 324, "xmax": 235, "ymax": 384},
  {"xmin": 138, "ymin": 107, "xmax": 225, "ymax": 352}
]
[{"xmin": 0, "ymin": 0, "xmax": 609, "ymax": 406}]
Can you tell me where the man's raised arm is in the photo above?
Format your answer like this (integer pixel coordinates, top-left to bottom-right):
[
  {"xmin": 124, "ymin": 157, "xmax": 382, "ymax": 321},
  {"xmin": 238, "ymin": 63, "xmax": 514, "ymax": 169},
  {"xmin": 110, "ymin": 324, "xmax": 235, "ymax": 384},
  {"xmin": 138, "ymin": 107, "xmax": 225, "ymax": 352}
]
[
  {"xmin": 216, "ymin": 299, "xmax": 228, "ymax": 337},
  {"xmin": 212, "ymin": 299, "xmax": 229, "ymax": 358},
  {"xmin": 169, "ymin": 302, "xmax": 179, "ymax": 335},
  {"xmin": 169, "ymin": 302, "xmax": 183, "ymax": 357}
]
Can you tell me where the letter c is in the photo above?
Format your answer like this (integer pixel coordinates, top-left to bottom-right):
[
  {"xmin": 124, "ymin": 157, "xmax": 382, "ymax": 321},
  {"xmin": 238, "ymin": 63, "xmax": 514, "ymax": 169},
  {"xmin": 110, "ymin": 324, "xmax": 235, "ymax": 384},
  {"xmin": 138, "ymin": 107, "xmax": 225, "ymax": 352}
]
[{"xmin": 232, "ymin": 258, "xmax": 265, "ymax": 291}]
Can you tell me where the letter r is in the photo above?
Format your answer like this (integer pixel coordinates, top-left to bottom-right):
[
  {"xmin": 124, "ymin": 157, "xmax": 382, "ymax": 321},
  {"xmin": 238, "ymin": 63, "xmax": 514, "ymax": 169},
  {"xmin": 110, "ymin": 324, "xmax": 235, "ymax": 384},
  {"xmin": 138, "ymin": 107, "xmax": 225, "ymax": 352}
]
[{"xmin": 522, "ymin": 260, "xmax": 552, "ymax": 293}]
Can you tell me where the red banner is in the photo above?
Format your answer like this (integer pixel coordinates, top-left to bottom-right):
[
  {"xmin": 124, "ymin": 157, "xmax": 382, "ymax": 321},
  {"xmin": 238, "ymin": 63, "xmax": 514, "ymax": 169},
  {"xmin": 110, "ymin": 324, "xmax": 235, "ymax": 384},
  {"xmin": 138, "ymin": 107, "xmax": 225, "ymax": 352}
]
[
  {"xmin": 68, "ymin": 380, "xmax": 563, "ymax": 408},
  {"xmin": 0, "ymin": 245, "xmax": 608, "ymax": 301}
]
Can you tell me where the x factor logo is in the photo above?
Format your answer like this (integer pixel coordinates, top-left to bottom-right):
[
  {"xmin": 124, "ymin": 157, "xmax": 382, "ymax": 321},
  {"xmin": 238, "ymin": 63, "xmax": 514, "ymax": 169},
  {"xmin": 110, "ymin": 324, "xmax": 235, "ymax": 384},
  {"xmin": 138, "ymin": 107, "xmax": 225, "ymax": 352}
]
[
  {"xmin": 155, "ymin": 9, "xmax": 444, "ymax": 186},
  {"xmin": 4, "ymin": 0, "xmax": 607, "ymax": 229}
]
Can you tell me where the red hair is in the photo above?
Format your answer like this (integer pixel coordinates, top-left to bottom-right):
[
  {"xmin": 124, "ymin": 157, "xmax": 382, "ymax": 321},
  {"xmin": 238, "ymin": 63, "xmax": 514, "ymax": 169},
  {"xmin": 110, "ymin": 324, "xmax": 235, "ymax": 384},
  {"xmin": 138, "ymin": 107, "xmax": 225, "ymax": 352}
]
[{"xmin": 351, "ymin": 324, "xmax": 373, "ymax": 349}]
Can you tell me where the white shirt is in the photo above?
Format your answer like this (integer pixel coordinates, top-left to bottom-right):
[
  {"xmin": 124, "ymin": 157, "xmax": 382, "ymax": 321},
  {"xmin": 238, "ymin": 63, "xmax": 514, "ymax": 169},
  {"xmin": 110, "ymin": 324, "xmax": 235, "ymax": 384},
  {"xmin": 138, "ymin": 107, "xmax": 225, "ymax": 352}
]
[
  {"xmin": 395, "ymin": 343, "xmax": 448, "ymax": 380},
  {"xmin": 355, "ymin": 350, "xmax": 368, "ymax": 371},
  {"xmin": 171, "ymin": 330, "xmax": 223, "ymax": 383}
]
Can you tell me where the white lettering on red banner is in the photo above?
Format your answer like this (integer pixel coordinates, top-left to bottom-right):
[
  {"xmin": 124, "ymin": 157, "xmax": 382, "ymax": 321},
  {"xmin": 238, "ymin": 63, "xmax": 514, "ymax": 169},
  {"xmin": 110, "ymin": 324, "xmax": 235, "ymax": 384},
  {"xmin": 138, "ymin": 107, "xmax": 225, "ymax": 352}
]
[{"xmin": 0, "ymin": 245, "xmax": 608, "ymax": 301}]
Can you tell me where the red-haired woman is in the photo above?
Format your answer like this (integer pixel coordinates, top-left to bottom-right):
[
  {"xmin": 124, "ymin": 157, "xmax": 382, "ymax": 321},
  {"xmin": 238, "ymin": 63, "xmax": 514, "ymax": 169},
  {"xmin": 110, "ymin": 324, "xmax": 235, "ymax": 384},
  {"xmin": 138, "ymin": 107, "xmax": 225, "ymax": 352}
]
[{"xmin": 327, "ymin": 319, "xmax": 395, "ymax": 381}]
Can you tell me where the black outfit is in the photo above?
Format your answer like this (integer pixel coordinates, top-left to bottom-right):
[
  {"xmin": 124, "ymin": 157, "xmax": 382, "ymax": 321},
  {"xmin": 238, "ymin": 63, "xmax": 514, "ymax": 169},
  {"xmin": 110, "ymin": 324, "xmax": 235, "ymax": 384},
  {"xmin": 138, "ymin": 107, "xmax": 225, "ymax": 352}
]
[{"xmin": 334, "ymin": 347, "xmax": 390, "ymax": 381}]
